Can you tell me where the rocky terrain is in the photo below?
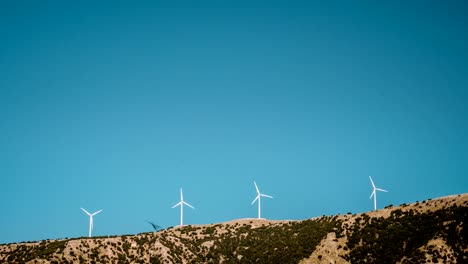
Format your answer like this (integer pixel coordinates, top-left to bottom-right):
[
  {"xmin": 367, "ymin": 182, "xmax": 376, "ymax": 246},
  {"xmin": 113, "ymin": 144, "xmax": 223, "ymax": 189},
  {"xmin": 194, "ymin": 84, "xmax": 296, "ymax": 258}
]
[{"xmin": 1, "ymin": 193, "xmax": 466, "ymax": 263}]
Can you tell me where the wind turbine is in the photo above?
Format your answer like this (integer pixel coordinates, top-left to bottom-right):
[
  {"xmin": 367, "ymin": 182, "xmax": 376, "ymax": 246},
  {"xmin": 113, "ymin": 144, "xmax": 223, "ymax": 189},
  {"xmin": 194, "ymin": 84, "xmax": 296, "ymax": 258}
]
[
  {"xmin": 251, "ymin": 181, "xmax": 273, "ymax": 219},
  {"xmin": 146, "ymin": 221, "xmax": 161, "ymax": 231},
  {"xmin": 369, "ymin": 176, "xmax": 388, "ymax": 211},
  {"xmin": 172, "ymin": 188, "xmax": 194, "ymax": 226},
  {"xmin": 80, "ymin": 208, "xmax": 102, "ymax": 237}
]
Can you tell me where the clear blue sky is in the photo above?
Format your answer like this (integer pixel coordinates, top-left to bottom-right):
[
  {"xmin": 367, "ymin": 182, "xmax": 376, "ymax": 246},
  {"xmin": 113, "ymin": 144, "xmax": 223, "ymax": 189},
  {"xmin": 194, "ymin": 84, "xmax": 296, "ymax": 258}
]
[{"xmin": 1, "ymin": 0, "xmax": 467, "ymax": 243}]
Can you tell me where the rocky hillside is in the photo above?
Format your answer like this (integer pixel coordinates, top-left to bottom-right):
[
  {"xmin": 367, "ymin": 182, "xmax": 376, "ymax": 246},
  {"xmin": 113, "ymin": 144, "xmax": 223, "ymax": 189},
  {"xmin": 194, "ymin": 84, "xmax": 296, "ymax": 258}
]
[{"xmin": 1, "ymin": 194, "xmax": 467, "ymax": 263}]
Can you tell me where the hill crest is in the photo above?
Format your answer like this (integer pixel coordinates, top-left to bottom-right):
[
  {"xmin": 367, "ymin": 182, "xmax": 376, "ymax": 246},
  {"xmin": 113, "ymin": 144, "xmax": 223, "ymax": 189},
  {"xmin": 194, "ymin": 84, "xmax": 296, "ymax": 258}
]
[{"xmin": 1, "ymin": 193, "xmax": 467, "ymax": 263}]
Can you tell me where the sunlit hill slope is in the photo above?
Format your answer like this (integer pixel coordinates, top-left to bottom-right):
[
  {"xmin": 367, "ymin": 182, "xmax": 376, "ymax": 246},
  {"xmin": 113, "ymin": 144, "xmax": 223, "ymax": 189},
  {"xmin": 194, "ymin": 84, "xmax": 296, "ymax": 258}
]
[{"xmin": 1, "ymin": 193, "xmax": 467, "ymax": 263}]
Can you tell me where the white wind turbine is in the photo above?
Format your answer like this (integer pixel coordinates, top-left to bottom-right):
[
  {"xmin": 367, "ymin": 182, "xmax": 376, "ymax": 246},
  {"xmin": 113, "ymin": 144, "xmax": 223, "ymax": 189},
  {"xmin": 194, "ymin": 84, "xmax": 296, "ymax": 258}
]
[
  {"xmin": 172, "ymin": 188, "xmax": 195, "ymax": 226},
  {"xmin": 80, "ymin": 208, "xmax": 103, "ymax": 237},
  {"xmin": 369, "ymin": 176, "xmax": 388, "ymax": 211},
  {"xmin": 251, "ymin": 181, "xmax": 273, "ymax": 219}
]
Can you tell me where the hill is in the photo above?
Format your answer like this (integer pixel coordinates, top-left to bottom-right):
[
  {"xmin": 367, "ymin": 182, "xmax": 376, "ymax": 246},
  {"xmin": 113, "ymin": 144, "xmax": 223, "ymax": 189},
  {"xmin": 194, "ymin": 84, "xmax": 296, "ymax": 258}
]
[{"xmin": 1, "ymin": 194, "xmax": 467, "ymax": 263}]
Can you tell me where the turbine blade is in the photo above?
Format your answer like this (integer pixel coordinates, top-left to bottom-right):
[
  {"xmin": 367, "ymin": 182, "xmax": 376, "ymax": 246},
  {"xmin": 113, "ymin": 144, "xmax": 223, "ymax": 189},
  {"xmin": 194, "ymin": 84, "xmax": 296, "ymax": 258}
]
[
  {"xmin": 376, "ymin": 188, "xmax": 388, "ymax": 192},
  {"xmin": 92, "ymin": 210, "xmax": 103, "ymax": 216},
  {"xmin": 172, "ymin": 202, "xmax": 182, "ymax": 208},
  {"xmin": 254, "ymin": 181, "xmax": 260, "ymax": 194},
  {"xmin": 251, "ymin": 195, "xmax": 259, "ymax": 205},
  {"xmin": 369, "ymin": 176, "xmax": 375, "ymax": 188},
  {"xmin": 146, "ymin": 221, "xmax": 160, "ymax": 230},
  {"xmin": 183, "ymin": 201, "xmax": 195, "ymax": 209},
  {"xmin": 180, "ymin": 188, "xmax": 183, "ymax": 201},
  {"xmin": 261, "ymin": 194, "xmax": 273, "ymax": 199},
  {"xmin": 370, "ymin": 191, "xmax": 375, "ymax": 199},
  {"xmin": 81, "ymin": 208, "xmax": 91, "ymax": 216}
]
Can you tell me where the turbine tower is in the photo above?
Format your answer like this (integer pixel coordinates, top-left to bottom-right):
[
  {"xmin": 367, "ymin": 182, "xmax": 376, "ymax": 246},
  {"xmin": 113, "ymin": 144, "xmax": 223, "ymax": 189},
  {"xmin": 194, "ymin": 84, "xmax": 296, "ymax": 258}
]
[
  {"xmin": 251, "ymin": 181, "xmax": 273, "ymax": 219},
  {"xmin": 369, "ymin": 176, "xmax": 388, "ymax": 211},
  {"xmin": 80, "ymin": 208, "xmax": 102, "ymax": 237},
  {"xmin": 172, "ymin": 188, "xmax": 194, "ymax": 226}
]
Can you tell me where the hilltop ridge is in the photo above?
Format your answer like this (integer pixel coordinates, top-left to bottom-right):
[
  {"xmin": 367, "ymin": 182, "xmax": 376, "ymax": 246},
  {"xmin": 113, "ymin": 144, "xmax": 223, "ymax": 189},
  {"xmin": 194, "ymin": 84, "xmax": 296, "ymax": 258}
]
[{"xmin": 1, "ymin": 193, "xmax": 467, "ymax": 263}]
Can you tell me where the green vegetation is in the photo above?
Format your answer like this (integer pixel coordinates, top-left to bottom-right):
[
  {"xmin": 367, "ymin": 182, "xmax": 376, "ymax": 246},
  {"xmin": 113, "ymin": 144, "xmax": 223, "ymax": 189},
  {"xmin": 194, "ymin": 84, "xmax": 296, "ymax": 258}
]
[
  {"xmin": 344, "ymin": 205, "xmax": 467, "ymax": 263},
  {"xmin": 4, "ymin": 239, "xmax": 68, "ymax": 263},
  {"xmin": 188, "ymin": 218, "xmax": 337, "ymax": 263}
]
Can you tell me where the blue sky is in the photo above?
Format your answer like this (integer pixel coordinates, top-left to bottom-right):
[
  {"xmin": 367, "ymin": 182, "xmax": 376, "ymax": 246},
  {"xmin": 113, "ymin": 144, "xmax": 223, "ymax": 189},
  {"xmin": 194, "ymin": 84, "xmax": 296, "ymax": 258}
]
[{"xmin": 1, "ymin": 1, "xmax": 467, "ymax": 243}]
